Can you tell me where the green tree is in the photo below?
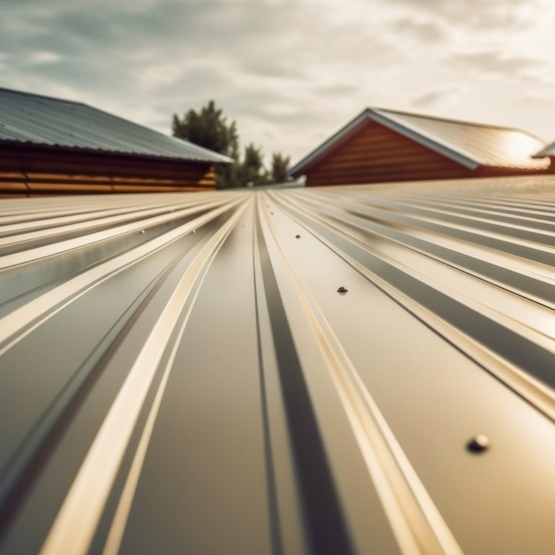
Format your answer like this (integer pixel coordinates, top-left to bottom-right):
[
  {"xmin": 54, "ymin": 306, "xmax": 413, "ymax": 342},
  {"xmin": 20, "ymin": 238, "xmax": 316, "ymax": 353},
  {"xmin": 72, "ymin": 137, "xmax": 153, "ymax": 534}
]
[
  {"xmin": 270, "ymin": 152, "xmax": 290, "ymax": 183},
  {"xmin": 172, "ymin": 100, "xmax": 238, "ymax": 158},
  {"xmin": 172, "ymin": 101, "xmax": 239, "ymax": 188},
  {"xmin": 241, "ymin": 143, "xmax": 265, "ymax": 185},
  {"xmin": 171, "ymin": 101, "xmax": 292, "ymax": 188}
]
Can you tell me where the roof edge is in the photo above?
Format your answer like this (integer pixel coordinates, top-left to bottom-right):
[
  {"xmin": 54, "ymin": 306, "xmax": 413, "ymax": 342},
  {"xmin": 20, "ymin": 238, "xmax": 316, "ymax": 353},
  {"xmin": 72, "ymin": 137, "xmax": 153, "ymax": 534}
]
[
  {"xmin": 288, "ymin": 108, "xmax": 371, "ymax": 176},
  {"xmin": 532, "ymin": 142, "xmax": 555, "ymax": 159},
  {"xmin": 370, "ymin": 109, "xmax": 479, "ymax": 169},
  {"xmin": 0, "ymin": 138, "xmax": 233, "ymax": 164}
]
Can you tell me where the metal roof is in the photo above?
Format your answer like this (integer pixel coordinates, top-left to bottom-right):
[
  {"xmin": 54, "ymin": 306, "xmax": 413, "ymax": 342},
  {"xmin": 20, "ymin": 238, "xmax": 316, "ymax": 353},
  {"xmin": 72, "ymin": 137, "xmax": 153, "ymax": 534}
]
[
  {"xmin": 0, "ymin": 87, "xmax": 232, "ymax": 164},
  {"xmin": 289, "ymin": 107, "xmax": 550, "ymax": 175},
  {"xmin": 533, "ymin": 140, "xmax": 555, "ymax": 158},
  {"xmin": 1, "ymin": 176, "xmax": 555, "ymax": 553}
]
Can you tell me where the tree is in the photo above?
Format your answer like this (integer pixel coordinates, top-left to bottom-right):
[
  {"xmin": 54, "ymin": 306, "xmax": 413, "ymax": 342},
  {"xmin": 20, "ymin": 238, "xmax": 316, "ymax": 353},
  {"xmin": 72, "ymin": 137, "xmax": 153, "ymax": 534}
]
[
  {"xmin": 171, "ymin": 101, "xmax": 291, "ymax": 188},
  {"xmin": 172, "ymin": 101, "xmax": 239, "ymax": 188},
  {"xmin": 172, "ymin": 100, "xmax": 238, "ymax": 158},
  {"xmin": 241, "ymin": 143, "xmax": 265, "ymax": 185},
  {"xmin": 270, "ymin": 152, "xmax": 290, "ymax": 183}
]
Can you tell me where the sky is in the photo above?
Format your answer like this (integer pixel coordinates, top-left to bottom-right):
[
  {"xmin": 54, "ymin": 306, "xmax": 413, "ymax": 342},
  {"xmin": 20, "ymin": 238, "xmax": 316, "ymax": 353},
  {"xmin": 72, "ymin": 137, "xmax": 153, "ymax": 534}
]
[{"xmin": 2, "ymin": 0, "xmax": 555, "ymax": 166}]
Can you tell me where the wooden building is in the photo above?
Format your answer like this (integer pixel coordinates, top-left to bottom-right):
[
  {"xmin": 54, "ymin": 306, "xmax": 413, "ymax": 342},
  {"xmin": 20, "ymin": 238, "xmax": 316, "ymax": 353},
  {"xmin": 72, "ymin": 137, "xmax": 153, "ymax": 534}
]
[
  {"xmin": 289, "ymin": 108, "xmax": 551, "ymax": 186},
  {"xmin": 0, "ymin": 87, "xmax": 231, "ymax": 196}
]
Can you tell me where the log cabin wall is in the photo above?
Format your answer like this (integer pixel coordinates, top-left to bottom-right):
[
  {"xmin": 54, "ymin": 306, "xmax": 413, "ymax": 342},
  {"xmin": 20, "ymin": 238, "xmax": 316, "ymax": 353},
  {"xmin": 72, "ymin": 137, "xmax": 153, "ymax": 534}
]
[
  {"xmin": 0, "ymin": 145, "xmax": 216, "ymax": 196},
  {"xmin": 303, "ymin": 121, "xmax": 547, "ymax": 186}
]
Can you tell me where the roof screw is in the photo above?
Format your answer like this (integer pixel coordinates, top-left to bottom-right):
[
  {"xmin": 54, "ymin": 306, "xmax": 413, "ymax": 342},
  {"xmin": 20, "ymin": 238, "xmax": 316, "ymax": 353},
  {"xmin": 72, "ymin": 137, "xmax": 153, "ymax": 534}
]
[
  {"xmin": 466, "ymin": 434, "xmax": 491, "ymax": 454},
  {"xmin": 295, "ymin": 234, "xmax": 301, "ymax": 239},
  {"xmin": 192, "ymin": 229, "xmax": 196, "ymax": 234},
  {"xmin": 337, "ymin": 287, "xmax": 348, "ymax": 294},
  {"xmin": 140, "ymin": 230, "xmax": 145, "ymax": 234}
]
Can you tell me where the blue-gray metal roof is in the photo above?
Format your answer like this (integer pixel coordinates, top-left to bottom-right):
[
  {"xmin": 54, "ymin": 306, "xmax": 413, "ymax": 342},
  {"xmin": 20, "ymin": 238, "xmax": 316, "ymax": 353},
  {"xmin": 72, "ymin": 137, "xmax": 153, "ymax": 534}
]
[
  {"xmin": 289, "ymin": 107, "xmax": 549, "ymax": 175},
  {"xmin": 1, "ymin": 176, "xmax": 555, "ymax": 553},
  {"xmin": 0, "ymin": 87, "xmax": 232, "ymax": 164},
  {"xmin": 533, "ymin": 140, "xmax": 555, "ymax": 158}
]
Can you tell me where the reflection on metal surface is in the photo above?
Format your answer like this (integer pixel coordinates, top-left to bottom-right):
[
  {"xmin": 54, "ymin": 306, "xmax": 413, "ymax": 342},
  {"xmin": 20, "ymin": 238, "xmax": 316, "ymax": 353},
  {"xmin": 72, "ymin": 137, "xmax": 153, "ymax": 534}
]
[{"xmin": 1, "ymin": 177, "xmax": 555, "ymax": 554}]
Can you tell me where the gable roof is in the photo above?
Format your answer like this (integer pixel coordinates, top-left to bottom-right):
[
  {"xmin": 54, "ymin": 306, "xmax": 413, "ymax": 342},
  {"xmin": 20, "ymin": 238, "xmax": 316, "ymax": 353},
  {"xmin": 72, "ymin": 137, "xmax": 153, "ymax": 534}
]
[
  {"xmin": 289, "ymin": 107, "xmax": 550, "ymax": 175},
  {"xmin": 0, "ymin": 87, "xmax": 232, "ymax": 164}
]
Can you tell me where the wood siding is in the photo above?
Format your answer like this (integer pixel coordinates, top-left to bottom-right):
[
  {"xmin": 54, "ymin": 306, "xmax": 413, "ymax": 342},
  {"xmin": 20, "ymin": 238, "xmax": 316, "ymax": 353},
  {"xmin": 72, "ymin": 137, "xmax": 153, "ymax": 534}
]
[
  {"xmin": 0, "ymin": 145, "xmax": 217, "ymax": 196},
  {"xmin": 299, "ymin": 121, "xmax": 547, "ymax": 186}
]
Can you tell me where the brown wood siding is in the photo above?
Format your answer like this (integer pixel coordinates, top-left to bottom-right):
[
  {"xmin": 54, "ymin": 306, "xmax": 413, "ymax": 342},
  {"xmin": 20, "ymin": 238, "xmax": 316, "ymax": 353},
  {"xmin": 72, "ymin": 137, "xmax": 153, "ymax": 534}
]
[
  {"xmin": 300, "ymin": 122, "xmax": 546, "ymax": 186},
  {"xmin": 0, "ymin": 145, "xmax": 217, "ymax": 195}
]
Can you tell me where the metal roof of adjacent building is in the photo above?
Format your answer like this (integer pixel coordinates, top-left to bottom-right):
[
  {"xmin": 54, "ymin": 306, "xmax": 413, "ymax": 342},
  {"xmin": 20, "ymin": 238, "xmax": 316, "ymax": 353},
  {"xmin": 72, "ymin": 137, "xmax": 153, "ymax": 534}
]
[
  {"xmin": 533, "ymin": 140, "xmax": 555, "ymax": 158},
  {"xmin": 289, "ymin": 107, "xmax": 550, "ymax": 175},
  {"xmin": 1, "ymin": 176, "xmax": 555, "ymax": 554},
  {"xmin": 0, "ymin": 87, "xmax": 232, "ymax": 164}
]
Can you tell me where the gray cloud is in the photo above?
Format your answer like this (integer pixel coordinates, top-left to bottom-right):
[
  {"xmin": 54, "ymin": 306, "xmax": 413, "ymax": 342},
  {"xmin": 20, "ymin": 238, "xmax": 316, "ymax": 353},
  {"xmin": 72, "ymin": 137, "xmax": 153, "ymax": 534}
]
[{"xmin": 1, "ymin": 0, "xmax": 553, "ymax": 163}]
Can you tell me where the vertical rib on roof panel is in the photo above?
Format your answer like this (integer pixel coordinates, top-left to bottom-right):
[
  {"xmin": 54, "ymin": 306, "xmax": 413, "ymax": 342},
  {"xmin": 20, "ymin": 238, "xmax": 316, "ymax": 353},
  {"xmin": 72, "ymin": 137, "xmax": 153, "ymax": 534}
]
[{"xmin": 1, "ymin": 176, "xmax": 555, "ymax": 554}]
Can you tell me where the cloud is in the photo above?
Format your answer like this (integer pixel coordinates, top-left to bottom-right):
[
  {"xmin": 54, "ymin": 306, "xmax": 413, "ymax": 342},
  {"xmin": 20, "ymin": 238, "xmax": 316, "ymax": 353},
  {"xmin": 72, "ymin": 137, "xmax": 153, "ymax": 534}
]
[
  {"xmin": 387, "ymin": 0, "xmax": 541, "ymax": 30},
  {"xmin": 448, "ymin": 51, "xmax": 547, "ymax": 77},
  {"xmin": 1, "ymin": 0, "xmax": 554, "ymax": 164},
  {"xmin": 391, "ymin": 17, "xmax": 445, "ymax": 43},
  {"xmin": 412, "ymin": 89, "xmax": 455, "ymax": 108}
]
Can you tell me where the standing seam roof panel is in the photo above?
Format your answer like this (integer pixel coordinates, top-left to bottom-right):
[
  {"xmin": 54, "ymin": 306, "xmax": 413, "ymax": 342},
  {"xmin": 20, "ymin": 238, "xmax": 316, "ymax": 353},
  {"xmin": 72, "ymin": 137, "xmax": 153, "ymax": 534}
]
[{"xmin": 1, "ymin": 177, "xmax": 555, "ymax": 554}]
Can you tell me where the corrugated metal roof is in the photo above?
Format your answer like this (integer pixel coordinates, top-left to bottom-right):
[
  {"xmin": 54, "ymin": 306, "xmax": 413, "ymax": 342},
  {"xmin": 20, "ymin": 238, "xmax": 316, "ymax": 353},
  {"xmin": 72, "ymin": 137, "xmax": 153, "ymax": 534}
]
[
  {"xmin": 1, "ymin": 176, "xmax": 555, "ymax": 554},
  {"xmin": 533, "ymin": 140, "xmax": 555, "ymax": 158},
  {"xmin": 0, "ymin": 87, "xmax": 232, "ymax": 164},
  {"xmin": 289, "ymin": 108, "xmax": 550, "ymax": 175}
]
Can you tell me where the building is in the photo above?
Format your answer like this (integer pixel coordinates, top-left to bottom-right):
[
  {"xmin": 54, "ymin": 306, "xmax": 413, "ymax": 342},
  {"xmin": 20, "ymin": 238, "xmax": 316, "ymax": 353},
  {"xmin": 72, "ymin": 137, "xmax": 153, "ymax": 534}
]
[
  {"xmin": 533, "ymin": 141, "xmax": 555, "ymax": 170},
  {"xmin": 0, "ymin": 87, "xmax": 231, "ymax": 195},
  {"xmin": 289, "ymin": 108, "xmax": 551, "ymax": 186},
  {"xmin": 1, "ymin": 178, "xmax": 555, "ymax": 553}
]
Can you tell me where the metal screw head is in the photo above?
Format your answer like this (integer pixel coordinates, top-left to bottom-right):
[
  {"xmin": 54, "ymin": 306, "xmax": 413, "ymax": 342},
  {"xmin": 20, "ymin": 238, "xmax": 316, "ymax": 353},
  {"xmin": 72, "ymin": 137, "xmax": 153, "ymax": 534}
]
[
  {"xmin": 295, "ymin": 234, "xmax": 301, "ymax": 239},
  {"xmin": 466, "ymin": 434, "xmax": 491, "ymax": 454},
  {"xmin": 337, "ymin": 287, "xmax": 348, "ymax": 293},
  {"xmin": 140, "ymin": 230, "xmax": 146, "ymax": 234}
]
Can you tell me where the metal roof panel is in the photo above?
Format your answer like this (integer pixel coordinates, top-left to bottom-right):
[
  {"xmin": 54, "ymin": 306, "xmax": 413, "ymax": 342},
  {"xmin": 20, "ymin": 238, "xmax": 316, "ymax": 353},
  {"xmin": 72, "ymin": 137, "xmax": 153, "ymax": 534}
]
[
  {"xmin": 0, "ymin": 87, "xmax": 232, "ymax": 164},
  {"xmin": 375, "ymin": 108, "xmax": 549, "ymax": 169},
  {"xmin": 1, "ymin": 177, "xmax": 555, "ymax": 553},
  {"xmin": 533, "ymin": 140, "xmax": 555, "ymax": 158}
]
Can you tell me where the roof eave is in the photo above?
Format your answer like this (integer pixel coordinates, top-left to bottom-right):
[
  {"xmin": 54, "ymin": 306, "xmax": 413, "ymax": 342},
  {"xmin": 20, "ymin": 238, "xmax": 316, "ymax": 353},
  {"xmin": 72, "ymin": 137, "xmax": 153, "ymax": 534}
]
[
  {"xmin": 0, "ymin": 138, "xmax": 233, "ymax": 165},
  {"xmin": 532, "ymin": 144, "xmax": 555, "ymax": 159}
]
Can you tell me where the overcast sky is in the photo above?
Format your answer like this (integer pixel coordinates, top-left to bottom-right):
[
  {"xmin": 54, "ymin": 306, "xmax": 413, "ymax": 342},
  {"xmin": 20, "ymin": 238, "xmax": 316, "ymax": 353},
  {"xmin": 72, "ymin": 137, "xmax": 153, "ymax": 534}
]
[{"xmin": 2, "ymin": 0, "xmax": 555, "ymax": 165}]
